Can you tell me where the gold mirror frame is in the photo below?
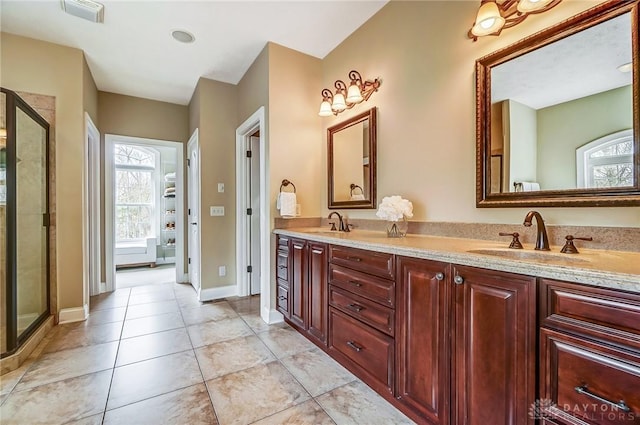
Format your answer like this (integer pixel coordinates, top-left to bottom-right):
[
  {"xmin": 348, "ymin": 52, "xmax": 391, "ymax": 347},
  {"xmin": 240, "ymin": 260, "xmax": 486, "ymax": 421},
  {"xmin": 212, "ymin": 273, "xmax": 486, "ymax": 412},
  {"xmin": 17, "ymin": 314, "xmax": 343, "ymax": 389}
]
[
  {"xmin": 328, "ymin": 107, "xmax": 377, "ymax": 209},
  {"xmin": 476, "ymin": 0, "xmax": 640, "ymax": 207}
]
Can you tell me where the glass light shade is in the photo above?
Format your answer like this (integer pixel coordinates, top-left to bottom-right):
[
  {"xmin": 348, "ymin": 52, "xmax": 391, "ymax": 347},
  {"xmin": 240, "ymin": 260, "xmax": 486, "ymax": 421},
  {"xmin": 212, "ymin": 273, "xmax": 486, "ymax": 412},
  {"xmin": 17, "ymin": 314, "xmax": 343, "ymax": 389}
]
[
  {"xmin": 318, "ymin": 100, "xmax": 333, "ymax": 116},
  {"xmin": 471, "ymin": 1, "xmax": 505, "ymax": 37},
  {"xmin": 346, "ymin": 83, "xmax": 363, "ymax": 103},
  {"xmin": 517, "ymin": 0, "xmax": 554, "ymax": 13},
  {"xmin": 617, "ymin": 62, "xmax": 632, "ymax": 73},
  {"xmin": 332, "ymin": 92, "xmax": 347, "ymax": 111}
]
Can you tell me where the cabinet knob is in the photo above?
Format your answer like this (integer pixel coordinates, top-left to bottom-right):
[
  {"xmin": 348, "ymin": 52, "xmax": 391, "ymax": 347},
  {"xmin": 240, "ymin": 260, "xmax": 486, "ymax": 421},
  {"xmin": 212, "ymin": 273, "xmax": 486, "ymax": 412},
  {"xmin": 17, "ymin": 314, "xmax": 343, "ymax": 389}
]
[
  {"xmin": 435, "ymin": 272, "xmax": 444, "ymax": 281},
  {"xmin": 454, "ymin": 275, "xmax": 464, "ymax": 285},
  {"xmin": 348, "ymin": 280, "xmax": 362, "ymax": 287}
]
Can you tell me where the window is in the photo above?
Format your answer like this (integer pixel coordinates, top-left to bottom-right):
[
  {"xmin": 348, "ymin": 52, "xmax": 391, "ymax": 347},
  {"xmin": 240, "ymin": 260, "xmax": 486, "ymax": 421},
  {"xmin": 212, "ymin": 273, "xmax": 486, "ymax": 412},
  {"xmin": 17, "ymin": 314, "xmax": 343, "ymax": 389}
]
[
  {"xmin": 576, "ymin": 129, "xmax": 634, "ymax": 189},
  {"xmin": 114, "ymin": 144, "xmax": 157, "ymax": 242}
]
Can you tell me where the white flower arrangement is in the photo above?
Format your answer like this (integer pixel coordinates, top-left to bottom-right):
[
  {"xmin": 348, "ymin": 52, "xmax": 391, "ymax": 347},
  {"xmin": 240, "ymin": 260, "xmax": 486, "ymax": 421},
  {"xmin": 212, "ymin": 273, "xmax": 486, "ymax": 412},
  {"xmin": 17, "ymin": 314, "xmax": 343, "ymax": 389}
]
[{"xmin": 376, "ymin": 196, "xmax": 414, "ymax": 222}]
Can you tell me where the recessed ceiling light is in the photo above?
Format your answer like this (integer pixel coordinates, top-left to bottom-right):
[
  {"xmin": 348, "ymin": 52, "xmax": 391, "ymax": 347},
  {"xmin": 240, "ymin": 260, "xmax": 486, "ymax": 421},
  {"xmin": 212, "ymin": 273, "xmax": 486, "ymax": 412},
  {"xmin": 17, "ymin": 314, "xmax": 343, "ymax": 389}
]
[
  {"xmin": 172, "ymin": 30, "xmax": 195, "ymax": 44},
  {"xmin": 617, "ymin": 62, "xmax": 632, "ymax": 73}
]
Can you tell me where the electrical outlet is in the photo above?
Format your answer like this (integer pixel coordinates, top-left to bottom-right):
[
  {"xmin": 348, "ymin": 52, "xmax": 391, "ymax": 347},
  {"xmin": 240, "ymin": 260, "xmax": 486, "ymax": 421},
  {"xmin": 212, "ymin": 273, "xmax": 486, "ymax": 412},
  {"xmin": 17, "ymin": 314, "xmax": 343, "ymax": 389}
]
[
  {"xmin": 217, "ymin": 183, "xmax": 224, "ymax": 193},
  {"xmin": 210, "ymin": 206, "xmax": 224, "ymax": 216},
  {"xmin": 218, "ymin": 266, "xmax": 226, "ymax": 276}
]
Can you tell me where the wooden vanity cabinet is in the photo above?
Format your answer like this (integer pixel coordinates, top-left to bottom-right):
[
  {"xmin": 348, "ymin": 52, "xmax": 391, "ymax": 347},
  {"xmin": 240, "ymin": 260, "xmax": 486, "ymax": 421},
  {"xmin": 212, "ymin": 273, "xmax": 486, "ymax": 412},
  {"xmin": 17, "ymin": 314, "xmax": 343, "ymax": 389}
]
[
  {"xmin": 539, "ymin": 279, "xmax": 640, "ymax": 425},
  {"xmin": 395, "ymin": 256, "xmax": 451, "ymax": 425},
  {"xmin": 279, "ymin": 236, "xmax": 328, "ymax": 347},
  {"xmin": 451, "ymin": 265, "xmax": 537, "ymax": 425}
]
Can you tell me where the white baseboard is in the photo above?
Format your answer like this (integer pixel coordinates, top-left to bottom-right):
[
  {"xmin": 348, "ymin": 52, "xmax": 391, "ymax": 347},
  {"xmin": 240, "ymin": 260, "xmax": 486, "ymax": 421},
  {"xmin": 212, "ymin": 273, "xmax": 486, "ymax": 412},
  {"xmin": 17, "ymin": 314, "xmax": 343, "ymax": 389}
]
[
  {"xmin": 263, "ymin": 306, "xmax": 284, "ymax": 325},
  {"xmin": 58, "ymin": 304, "xmax": 89, "ymax": 324},
  {"xmin": 198, "ymin": 285, "xmax": 237, "ymax": 302}
]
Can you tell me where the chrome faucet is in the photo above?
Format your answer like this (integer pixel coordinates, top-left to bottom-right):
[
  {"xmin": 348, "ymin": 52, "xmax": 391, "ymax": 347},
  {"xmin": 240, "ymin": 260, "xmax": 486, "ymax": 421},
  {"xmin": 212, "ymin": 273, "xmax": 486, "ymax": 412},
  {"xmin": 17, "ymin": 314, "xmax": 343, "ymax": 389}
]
[
  {"xmin": 523, "ymin": 211, "xmax": 550, "ymax": 251},
  {"xmin": 328, "ymin": 211, "xmax": 351, "ymax": 232}
]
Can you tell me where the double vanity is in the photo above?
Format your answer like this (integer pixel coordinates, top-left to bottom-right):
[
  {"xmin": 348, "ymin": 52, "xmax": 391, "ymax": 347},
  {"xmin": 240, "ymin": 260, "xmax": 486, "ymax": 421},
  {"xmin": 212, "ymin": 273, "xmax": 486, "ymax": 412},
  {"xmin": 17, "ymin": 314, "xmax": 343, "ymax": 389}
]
[{"xmin": 273, "ymin": 225, "xmax": 640, "ymax": 425}]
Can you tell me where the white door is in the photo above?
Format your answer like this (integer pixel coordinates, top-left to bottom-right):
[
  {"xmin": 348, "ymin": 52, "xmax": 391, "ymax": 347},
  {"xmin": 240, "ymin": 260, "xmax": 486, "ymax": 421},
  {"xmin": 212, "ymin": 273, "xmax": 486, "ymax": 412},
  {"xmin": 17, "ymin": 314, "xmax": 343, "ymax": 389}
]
[
  {"xmin": 248, "ymin": 136, "xmax": 261, "ymax": 295},
  {"xmin": 187, "ymin": 135, "xmax": 201, "ymax": 292}
]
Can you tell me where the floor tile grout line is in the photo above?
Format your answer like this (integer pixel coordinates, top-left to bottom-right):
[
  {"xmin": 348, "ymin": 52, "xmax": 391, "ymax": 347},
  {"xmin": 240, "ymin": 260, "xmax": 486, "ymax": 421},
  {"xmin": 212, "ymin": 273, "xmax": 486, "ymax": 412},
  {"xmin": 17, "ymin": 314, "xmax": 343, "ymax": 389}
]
[
  {"xmin": 174, "ymin": 286, "xmax": 222, "ymax": 425},
  {"xmin": 100, "ymin": 288, "xmax": 132, "ymax": 425}
]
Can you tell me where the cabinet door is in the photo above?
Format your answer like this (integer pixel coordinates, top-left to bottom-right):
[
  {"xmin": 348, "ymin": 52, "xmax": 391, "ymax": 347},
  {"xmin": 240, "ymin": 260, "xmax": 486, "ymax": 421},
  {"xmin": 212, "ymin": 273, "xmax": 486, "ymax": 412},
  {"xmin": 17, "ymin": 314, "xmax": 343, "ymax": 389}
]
[
  {"xmin": 289, "ymin": 238, "xmax": 307, "ymax": 329},
  {"xmin": 396, "ymin": 256, "xmax": 450, "ymax": 425},
  {"xmin": 307, "ymin": 242, "xmax": 328, "ymax": 345},
  {"xmin": 452, "ymin": 265, "xmax": 536, "ymax": 425}
]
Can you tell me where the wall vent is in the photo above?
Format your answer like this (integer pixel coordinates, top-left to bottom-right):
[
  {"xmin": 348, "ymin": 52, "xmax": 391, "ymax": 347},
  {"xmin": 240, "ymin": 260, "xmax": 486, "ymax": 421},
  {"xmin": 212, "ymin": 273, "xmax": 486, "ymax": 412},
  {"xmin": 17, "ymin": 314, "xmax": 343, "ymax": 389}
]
[{"xmin": 60, "ymin": 0, "xmax": 104, "ymax": 23}]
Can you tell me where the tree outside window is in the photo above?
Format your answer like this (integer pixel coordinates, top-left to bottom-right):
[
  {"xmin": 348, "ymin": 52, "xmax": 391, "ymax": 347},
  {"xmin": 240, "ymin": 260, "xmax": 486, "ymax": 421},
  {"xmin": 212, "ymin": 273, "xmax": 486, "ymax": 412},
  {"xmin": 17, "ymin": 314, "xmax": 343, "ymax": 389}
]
[
  {"xmin": 114, "ymin": 144, "xmax": 157, "ymax": 242},
  {"xmin": 576, "ymin": 130, "xmax": 634, "ymax": 189}
]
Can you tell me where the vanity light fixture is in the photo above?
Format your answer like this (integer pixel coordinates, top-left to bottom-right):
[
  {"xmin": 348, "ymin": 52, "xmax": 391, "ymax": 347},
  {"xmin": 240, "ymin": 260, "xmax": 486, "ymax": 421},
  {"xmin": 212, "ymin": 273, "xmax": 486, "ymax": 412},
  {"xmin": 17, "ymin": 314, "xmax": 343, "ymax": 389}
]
[
  {"xmin": 468, "ymin": 0, "xmax": 562, "ymax": 41},
  {"xmin": 318, "ymin": 70, "xmax": 381, "ymax": 117},
  {"xmin": 617, "ymin": 62, "xmax": 632, "ymax": 73}
]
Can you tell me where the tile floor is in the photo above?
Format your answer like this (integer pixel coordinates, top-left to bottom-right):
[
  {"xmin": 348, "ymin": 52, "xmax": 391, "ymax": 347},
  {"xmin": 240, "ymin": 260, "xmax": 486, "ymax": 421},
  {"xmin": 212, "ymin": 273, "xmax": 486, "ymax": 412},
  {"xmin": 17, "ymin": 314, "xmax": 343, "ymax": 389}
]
[{"xmin": 0, "ymin": 282, "xmax": 414, "ymax": 425}]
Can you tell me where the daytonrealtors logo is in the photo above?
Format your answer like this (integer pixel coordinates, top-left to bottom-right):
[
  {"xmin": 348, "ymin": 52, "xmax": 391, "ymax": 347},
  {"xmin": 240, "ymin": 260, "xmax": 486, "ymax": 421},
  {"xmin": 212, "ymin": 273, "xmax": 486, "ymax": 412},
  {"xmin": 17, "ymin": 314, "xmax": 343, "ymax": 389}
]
[{"xmin": 529, "ymin": 398, "xmax": 636, "ymax": 422}]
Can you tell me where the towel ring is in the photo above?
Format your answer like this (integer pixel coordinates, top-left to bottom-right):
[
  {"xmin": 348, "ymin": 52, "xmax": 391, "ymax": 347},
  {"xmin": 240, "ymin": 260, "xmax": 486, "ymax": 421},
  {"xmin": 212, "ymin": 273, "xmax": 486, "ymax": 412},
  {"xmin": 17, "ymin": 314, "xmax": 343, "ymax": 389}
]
[
  {"xmin": 280, "ymin": 179, "xmax": 296, "ymax": 193},
  {"xmin": 350, "ymin": 184, "xmax": 363, "ymax": 195}
]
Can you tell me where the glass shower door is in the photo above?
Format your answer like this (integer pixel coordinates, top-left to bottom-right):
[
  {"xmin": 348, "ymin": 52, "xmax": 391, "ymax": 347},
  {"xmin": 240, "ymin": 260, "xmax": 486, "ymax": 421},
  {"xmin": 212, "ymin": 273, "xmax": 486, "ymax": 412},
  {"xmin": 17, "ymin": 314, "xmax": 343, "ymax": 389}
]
[{"xmin": 15, "ymin": 103, "xmax": 49, "ymax": 340}]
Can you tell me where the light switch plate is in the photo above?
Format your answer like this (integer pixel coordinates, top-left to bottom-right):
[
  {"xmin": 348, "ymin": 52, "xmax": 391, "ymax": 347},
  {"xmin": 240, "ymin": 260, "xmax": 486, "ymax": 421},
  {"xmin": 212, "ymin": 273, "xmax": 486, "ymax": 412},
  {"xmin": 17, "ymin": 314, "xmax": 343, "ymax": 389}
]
[
  {"xmin": 217, "ymin": 183, "xmax": 224, "ymax": 193},
  {"xmin": 218, "ymin": 266, "xmax": 226, "ymax": 276},
  {"xmin": 210, "ymin": 206, "xmax": 224, "ymax": 216}
]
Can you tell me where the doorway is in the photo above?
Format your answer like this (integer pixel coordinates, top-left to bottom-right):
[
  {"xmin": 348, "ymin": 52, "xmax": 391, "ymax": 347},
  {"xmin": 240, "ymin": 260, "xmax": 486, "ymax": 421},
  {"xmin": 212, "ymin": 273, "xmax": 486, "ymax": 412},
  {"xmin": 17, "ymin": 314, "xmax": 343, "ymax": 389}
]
[
  {"xmin": 104, "ymin": 135, "xmax": 184, "ymax": 293},
  {"xmin": 235, "ymin": 107, "xmax": 275, "ymax": 324},
  {"xmin": 187, "ymin": 130, "xmax": 201, "ymax": 295}
]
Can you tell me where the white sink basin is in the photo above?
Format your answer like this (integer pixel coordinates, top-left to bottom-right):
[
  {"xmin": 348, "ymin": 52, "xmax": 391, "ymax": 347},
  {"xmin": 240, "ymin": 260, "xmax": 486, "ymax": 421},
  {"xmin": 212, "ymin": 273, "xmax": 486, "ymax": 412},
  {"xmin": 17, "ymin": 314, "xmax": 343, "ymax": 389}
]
[{"xmin": 466, "ymin": 248, "xmax": 589, "ymax": 264}]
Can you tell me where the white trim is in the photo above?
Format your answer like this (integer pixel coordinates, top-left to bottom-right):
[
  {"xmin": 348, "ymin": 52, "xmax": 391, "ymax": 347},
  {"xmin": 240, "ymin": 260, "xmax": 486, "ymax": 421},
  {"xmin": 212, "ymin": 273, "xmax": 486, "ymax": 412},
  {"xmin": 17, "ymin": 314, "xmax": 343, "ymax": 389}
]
[
  {"xmin": 58, "ymin": 304, "xmax": 89, "ymax": 324},
  {"xmin": 83, "ymin": 113, "xmax": 101, "ymax": 301},
  {"xmin": 177, "ymin": 273, "xmax": 189, "ymax": 284},
  {"xmin": 235, "ymin": 107, "xmax": 271, "ymax": 324},
  {"xmin": 105, "ymin": 134, "xmax": 185, "ymax": 292},
  {"xmin": 264, "ymin": 307, "xmax": 284, "ymax": 325},
  {"xmin": 198, "ymin": 285, "xmax": 237, "ymax": 302},
  {"xmin": 187, "ymin": 129, "xmax": 201, "ymax": 292}
]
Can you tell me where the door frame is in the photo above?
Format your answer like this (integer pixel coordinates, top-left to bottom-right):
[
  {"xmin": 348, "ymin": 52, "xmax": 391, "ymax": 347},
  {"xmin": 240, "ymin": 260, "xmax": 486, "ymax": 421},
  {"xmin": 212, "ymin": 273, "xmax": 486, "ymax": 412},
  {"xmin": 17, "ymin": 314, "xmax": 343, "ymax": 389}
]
[
  {"xmin": 83, "ymin": 113, "xmax": 101, "ymax": 306},
  {"xmin": 186, "ymin": 129, "xmax": 202, "ymax": 296},
  {"xmin": 104, "ymin": 134, "xmax": 185, "ymax": 292},
  {"xmin": 235, "ymin": 107, "xmax": 278, "ymax": 323}
]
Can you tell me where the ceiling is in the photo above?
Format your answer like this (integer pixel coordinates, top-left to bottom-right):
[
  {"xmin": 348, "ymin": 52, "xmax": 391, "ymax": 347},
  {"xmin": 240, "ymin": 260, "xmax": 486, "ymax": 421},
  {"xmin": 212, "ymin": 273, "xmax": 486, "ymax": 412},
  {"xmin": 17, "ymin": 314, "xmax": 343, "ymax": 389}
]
[
  {"xmin": 491, "ymin": 12, "xmax": 632, "ymax": 110},
  {"xmin": 0, "ymin": 0, "xmax": 388, "ymax": 105}
]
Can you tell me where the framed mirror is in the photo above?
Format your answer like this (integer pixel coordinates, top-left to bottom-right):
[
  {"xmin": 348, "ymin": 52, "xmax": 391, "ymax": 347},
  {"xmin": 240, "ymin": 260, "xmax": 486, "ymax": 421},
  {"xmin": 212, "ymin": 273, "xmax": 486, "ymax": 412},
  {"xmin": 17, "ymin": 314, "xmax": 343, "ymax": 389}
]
[
  {"xmin": 476, "ymin": 0, "xmax": 639, "ymax": 207},
  {"xmin": 328, "ymin": 107, "xmax": 377, "ymax": 209}
]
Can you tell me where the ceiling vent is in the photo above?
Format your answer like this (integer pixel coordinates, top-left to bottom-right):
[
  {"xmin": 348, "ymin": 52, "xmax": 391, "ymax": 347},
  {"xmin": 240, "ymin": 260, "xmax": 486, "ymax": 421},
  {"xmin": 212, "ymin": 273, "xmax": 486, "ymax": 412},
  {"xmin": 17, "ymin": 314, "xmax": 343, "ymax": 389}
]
[{"xmin": 60, "ymin": 0, "xmax": 104, "ymax": 23}]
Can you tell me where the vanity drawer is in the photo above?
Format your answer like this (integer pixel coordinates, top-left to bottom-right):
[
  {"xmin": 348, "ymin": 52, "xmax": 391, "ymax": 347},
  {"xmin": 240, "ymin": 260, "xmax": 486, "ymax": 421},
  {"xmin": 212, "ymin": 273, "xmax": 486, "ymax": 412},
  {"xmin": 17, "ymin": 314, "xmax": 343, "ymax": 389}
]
[
  {"xmin": 276, "ymin": 284, "xmax": 289, "ymax": 316},
  {"xmin": 540, "ymin": 279, "xmax": 640, "ymax": 349},
  {"xmin": 329, "ymin": 264, "xmax": 395, "ymax": 308},
  {"xmin": 276, "ymin": 250, "xmax": 289, "ymax": 281},
  {"xmin": 540, "ymin": 328, "xmax": 640, "ymax": 425},
  {"xmin": 277, "ymin": 235, "xmax": 289, "ymax": 250},
  {"xmin": 329, "ymin": 286, "xmax": 394, "ymax": 336},
  {"xmin": 329, "ymin": 245, "xmax": 394, "ymax": 280},
  {"xmin": 329, "ymin": 308, "xmax": 393, "ymax": 394}
]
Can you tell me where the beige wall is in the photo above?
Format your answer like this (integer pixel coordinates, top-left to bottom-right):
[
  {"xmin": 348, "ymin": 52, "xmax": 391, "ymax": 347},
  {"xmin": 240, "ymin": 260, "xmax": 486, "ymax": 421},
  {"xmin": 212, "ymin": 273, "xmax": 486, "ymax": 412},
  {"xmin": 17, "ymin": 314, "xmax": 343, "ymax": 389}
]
[
  {"xmin": 82, "ymin": 56, "xmax": 98, "ymax": 126},
  {"xmin": 1, "ymin": 33, "xmax": 86, "ymax": 310},
  {"xmin": 189, "ymin": 78, "xmax": 238, "ymax": 290},
  {"xmin": 98, "ymin": 91, "xmax": 190, "ymax": 279},
  {"xmin": 238, "ymin": 45, "xmax": 269, "ymax": 126},
  {"xmin": 537, "ymin": 85, "xmax": 633, "ymax": 190},
  {"xmin": 268, "ymin": 43, "xmax": 323, "ymax": 221},
  {"xmin": 320, "ymin": 0, "xmax": 639, "ymax": 226}
]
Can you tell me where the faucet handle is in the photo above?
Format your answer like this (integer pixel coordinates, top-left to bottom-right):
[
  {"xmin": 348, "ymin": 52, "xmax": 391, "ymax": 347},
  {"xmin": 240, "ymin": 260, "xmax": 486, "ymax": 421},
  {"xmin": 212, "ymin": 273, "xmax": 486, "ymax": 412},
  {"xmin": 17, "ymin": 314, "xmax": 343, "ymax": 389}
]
[
  {"xmin": 499, "ymin": 232, "xmax": 523, "ymax": 249},
  {"xmin": 560, "ymin": 235, "xmax": 593, "ymax": 254},
  {"xmin": 330, "ymin": 222, "xmax": 337, "ymax": 231}
]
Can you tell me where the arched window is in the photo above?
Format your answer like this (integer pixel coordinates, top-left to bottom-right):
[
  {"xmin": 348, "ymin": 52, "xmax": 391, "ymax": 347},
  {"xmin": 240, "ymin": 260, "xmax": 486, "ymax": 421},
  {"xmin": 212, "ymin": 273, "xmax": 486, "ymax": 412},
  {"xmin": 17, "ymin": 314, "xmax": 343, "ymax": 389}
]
[
  {"xmin": 114, "ymin": 144, "xmax": 158, "ymax": 241},
  {"xmin": 576, "ymin": 129, "xmax": 634, "ymax": 189}
]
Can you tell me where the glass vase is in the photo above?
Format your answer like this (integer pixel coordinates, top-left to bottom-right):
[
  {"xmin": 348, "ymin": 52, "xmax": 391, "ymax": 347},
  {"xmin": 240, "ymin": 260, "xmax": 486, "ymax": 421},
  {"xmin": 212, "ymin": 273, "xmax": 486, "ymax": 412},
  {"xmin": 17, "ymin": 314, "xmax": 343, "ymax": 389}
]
[{"xmin": 386, "ymin": 218, "xmax": 408, "ymax": 238}]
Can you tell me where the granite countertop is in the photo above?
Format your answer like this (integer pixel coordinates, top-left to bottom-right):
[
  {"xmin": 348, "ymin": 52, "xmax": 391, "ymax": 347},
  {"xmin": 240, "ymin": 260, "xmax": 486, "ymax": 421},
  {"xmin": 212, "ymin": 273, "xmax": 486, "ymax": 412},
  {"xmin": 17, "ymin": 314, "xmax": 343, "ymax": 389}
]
[{"xmin": 274, "ymin": 227, "xmax": 640, "ymax": 293}]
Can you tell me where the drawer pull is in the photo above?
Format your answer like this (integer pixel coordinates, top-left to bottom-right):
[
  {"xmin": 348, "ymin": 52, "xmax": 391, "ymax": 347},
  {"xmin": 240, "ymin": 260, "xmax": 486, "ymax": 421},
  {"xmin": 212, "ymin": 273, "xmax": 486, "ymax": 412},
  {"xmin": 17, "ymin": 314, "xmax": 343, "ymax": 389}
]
[
  {"xmin": 346, "ymin": 340, "xmax": 363, "ymax": 352},
  {"xmin": 278, "ymin": 265, "xmax": 287, "ymax": 269},
  {"xmin": 348, "ymin": 280, "xmax": 362, "ymax": 287},
  {"xmin": 347, "ymin": 303, "xmax": 365, "ymax": 312},
  {"xmin": 278, "ymin": 295, "xmax": 286, "ymax": 301},
  {"xmin": 574, "ymin": 386, "xmax": 631, "ymax": 412},
  {"xmin": 345, "ymin": 256, "xmax": 362, "ymax": 262}
]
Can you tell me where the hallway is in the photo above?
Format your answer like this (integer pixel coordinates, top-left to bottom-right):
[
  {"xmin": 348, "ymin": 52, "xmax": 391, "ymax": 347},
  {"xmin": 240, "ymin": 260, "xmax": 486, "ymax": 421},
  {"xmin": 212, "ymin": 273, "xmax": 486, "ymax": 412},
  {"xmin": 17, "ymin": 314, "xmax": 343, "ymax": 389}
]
[{"xmin": 0, "ymin": 282, "xmax": 413, "ymax": 424}]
